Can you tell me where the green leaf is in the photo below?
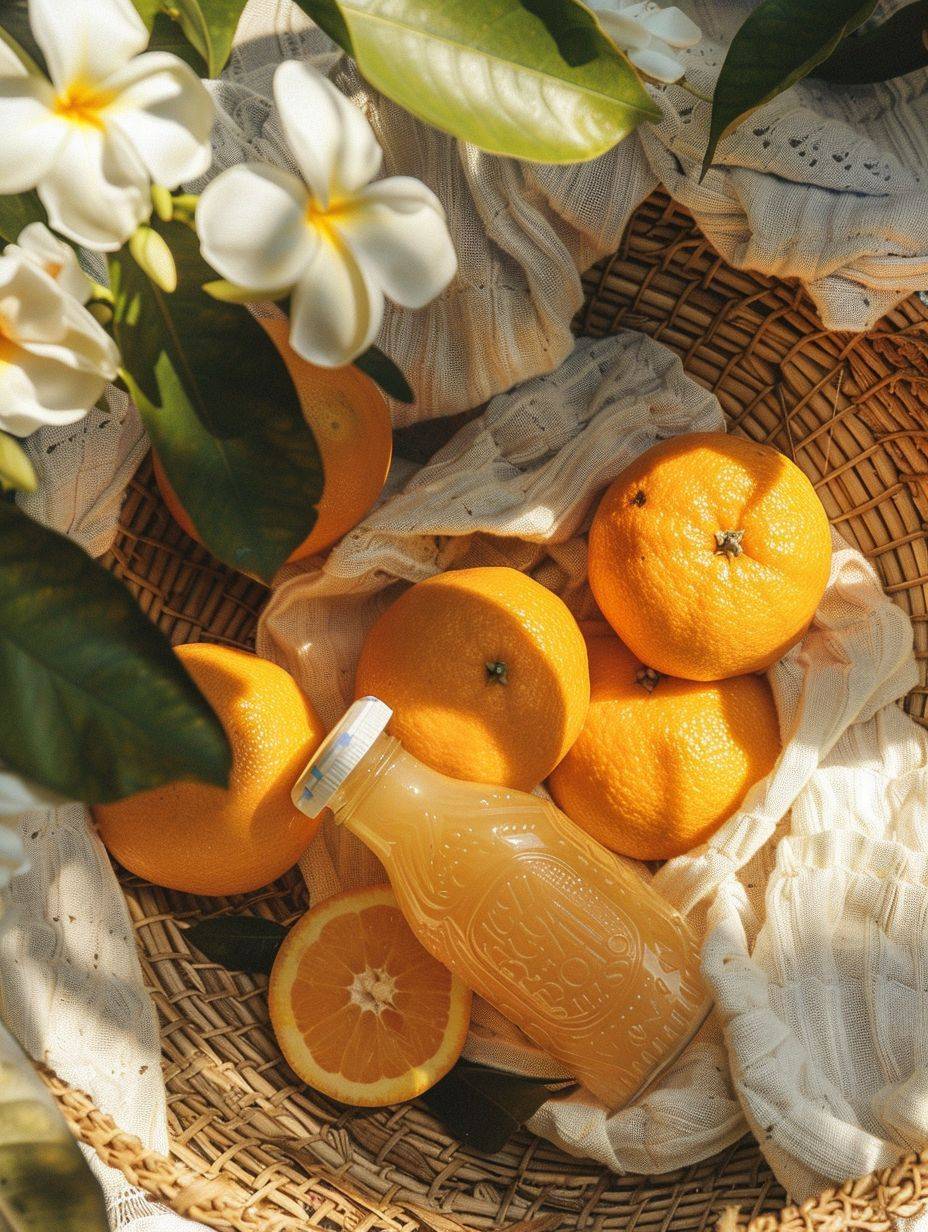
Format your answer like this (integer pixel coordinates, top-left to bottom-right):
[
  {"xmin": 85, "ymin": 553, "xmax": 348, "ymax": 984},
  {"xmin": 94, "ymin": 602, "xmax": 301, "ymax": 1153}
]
[
  {"xmin": 130, "ymin": 0, "xmax": 165, "ymax": 29},
  {"xmin": 186, "ymin": 914, "xmax": 289, "ymax": 973},
  {"xmin": 354, "ymin": 346, "xmax": 414, "ymax": 404},
  {"xmin": 168, "ymin": 0, "xmax": 249, "ymax": 77},
  {"xmin": 702, "ymin": 0, "xmax": 877, "ymax": 175},
  {"xmin": 293, "ymin": 0, "xmax": 660, "ymax": 163},
  {"xmin": 144, "ymin": 10, "xmax": 210, "ymax": 73},
  {"xmin": 0, "ymin": 500, "xmax": 232, "ymax": 803},
  {"xmin": 131, "ymin": 1, "xmax": 247, "ymax": 75},
  {"xmin": 110, "ymin": 220, "xmax": 323, "ymax": 583},
  {"xmin": 0, "ymin": 433, "xmax": 37, "ymax": 493},
  {"xmin": 0, "ymin": 1020, "xmax": 109, "ymax": 1232},
  {"xmin": 294, "ymin": 0, "xmax": 354, "ymax": 51},
  {"xmin": 813, "ymin": 1, "xmax": 928, "ymax": 82},
  {"xmin": 0, "ymin": 192, "xmax": 46, "ymax": 245},
  {"xmin": 421, "ymin": 1063, "xmax": 571, "ymax": 1153}
]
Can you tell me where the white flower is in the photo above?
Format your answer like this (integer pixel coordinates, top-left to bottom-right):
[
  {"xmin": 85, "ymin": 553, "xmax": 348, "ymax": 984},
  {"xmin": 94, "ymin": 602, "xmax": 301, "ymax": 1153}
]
[
  {"xmin": 9, "ymin": 222, "xmax": 93, "ymax": 303},
  {"xmin": 0, "ymin": 233, "xmax": 120, "ymax": 437},
  {"xmin": 596, "ymin": 1, "xmax": 701, "ymax": 84},
  {"xmin": 197, "ymin": 61, "xmax": 458, "ymax": 369},
  {"xmin": 0, "ymin": 0, "xmax": 215, "ymax": 251}
]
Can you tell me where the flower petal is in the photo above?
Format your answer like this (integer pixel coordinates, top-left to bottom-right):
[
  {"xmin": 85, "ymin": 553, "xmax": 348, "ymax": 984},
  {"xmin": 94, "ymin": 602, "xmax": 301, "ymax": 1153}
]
[
  {"xmin": 0, "ymin": 248, "xmax": 119, "ymax": 381},
  {"xmin": 0, "ymin": 251, "xmax": 73, "ymax": 343},
  {"xmin": 289, "ymin": 236, "xmax": 382, "ymax": 367},
  {"xmin": 639, "ymin": 5, "xmax": 701, "ymax": 47},
  {"xmin": 336, "ymin": 177, "xmax": 457, "ymax": 310},
  {"xmin": 197, "ymin": 163, "xmax": 317, "ymax": 294},
  {"xmin": 627, "ymin": 45, "xmax": 686, "ymax": 82},
  {"xmin": 0, "ymin": 79, "xmax": 64, "ymax": 194},
  {"xmin": 22, "ymin": 297, "xmax": 121, "ymax": 382},
  {"xmin": 105, "ymin": 51, "xmax": 215, "ymax": 186},
  {"xmin": 596, "ymin": 11, "xmax": 652, "ymax": 51},
  {"xmin": 0, "ymin": 340, "xmax": 105, "ymax": 436},
  {"xmin": 273, "ymin": 60, "xmax": 381, "ymax": 207},
  {"xmin": 13, "ymin": 222, "xmax": 93, "ymax": 303},
  {"xmin": 30, "ymin": 0, "xmax": 147, "ymax": 89},
  {"xmin": 37, "ymin": 125, "xmax": 150, "ymax": 250}
]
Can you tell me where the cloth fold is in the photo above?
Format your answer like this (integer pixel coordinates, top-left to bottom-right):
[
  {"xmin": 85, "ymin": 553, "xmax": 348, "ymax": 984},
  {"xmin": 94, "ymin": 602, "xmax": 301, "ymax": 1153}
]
[{"xmin": 220, "ymin": 0, "xmax": 928, "ymax": 423}]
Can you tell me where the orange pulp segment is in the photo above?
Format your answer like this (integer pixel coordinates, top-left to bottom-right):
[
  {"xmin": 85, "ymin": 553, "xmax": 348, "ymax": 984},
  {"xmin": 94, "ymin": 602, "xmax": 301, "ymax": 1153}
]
[{"xmin": 268, "ymin": 886, "xmax": 472, "ymax": 1106}]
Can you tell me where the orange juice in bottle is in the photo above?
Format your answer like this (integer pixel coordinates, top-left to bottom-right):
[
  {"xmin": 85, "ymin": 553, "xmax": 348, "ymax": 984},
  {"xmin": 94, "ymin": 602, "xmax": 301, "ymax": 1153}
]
[{"xmin": 294, "ymin": 698, "xmax": 709, "ymax": 1110}]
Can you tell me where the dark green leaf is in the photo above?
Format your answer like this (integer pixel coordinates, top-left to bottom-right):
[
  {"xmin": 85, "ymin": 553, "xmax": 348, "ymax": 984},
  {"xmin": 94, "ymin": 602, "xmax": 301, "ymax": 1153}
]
[
  {"xmin": 292, "ymin": 0, "xmax": 354, "ymax": 52},
  {"xmin": 186, "ymin": 914, "xmax": 289, "ymax": 973},
  {"xmin": 703, "ymin": 0, "xmax": 876, "ymax": 175},
  {"xmin": 421, "ymin": 1063, "xmax": 570, "ymax": 1154},
  {"xmin": 110, "ymin": 219, "xmax": 323, "ymax": 583},
  {"xmin": 0, "ymin": 192, "xmax": 46, "ymax": 245},
  {"xmin": 813, "ymin": 1, "xmax": 928, "ymax": 82},
  {"xmin": 145, "ymin": 10, "xmax": 210, "ymax": 74},
  {"xmin": 130, "ymin": 0, "xmax": 164, "ymax": 29},
  {"xmin": 0, "ymin": 1021, "xmax": 109, "ymax": 1232},
  {"xmin": 169, "ymin": 0, "xmax": 249, "ymax": 77},
  {"xmin": 131, "ymin": 1, "xmax": 247, "ymax": 75},
  {"xmin": 354, "ymin": 346, "xmax": 414, "ymax": 404},
  {"xmin": 293, "ymin": 0, "xmax": 660, "ymax": 163},
  {"xmin": 0, "ymin": 501, "xmax": 231, "ymax": 804}
]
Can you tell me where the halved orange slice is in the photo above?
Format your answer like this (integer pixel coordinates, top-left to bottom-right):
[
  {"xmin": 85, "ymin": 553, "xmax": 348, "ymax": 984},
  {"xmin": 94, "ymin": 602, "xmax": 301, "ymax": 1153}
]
[{"xmin": 268, "ymin": 885, "xmax": 472, "ymax": 1106}]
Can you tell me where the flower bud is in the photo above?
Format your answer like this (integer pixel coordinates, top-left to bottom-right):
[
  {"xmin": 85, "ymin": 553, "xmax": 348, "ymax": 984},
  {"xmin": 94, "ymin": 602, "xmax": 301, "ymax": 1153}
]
[
  {"xmin": 0, "ymin": 431, "xmax": 38, "ymax": 493},
  {"xmin": 151, "ymin": 184, "xmax": 174, "ymax": 222},
  {"xmin": 202, "ymin": 279, "xmax": 261, "ymax": 304},
  {"xmin": 129, "ymin": 226, "xmax": 178, "ymax": 294},
  {"xmin": 87, "ymin": 302, "xmax": 114, "ymax": 327}
]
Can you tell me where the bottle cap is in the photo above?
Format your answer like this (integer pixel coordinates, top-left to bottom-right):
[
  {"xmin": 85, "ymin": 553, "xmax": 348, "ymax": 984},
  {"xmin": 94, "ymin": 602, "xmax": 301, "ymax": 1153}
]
[{"xmin": 291, "ymin": 696, "xmax": 393, "ymax": 819}]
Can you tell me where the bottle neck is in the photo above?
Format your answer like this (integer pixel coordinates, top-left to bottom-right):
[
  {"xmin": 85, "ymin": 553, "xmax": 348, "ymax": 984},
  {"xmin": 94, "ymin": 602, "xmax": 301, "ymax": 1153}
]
[{"xmin": 329, "ymin": 732, "xmax": 404, "ymax": 830}]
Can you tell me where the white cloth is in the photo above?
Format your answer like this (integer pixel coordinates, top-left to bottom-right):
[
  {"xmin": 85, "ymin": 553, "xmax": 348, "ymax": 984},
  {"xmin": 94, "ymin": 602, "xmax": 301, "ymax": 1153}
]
[
  {"xmin": 217, "ymin": 0, "xmax": 928, "ymax": 424},
  {"xmin": 257, "ymin": 329, "xmax": 925, "ymax": 1200}
]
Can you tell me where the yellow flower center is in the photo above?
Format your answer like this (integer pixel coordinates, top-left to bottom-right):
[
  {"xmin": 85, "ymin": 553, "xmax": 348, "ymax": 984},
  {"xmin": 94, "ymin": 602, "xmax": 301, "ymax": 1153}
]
[
  {"xmin": 306, "ymin": 197, "xmax": 355, "ymax": 237},
  {"xmin": 53, "ymin": 81, "xmax": 115, "ymax": 129}
]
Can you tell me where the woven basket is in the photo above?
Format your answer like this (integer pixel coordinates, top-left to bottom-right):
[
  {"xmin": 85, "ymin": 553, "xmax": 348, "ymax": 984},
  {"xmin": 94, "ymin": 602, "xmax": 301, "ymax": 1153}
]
[{"xmin": 43, "ymin": 190, "xmax": 928, "ymax": 1232}]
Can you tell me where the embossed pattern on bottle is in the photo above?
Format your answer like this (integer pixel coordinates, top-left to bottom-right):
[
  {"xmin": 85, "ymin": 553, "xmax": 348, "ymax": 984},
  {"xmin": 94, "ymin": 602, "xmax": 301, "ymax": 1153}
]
[{"xmin": 334, "ymin": 740, "xmax": 709, "ymax": 1110}]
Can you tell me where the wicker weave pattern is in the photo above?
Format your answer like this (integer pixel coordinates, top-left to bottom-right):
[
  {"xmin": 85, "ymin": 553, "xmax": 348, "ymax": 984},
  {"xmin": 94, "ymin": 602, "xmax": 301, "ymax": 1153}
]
[
  {"xmin": 80, "ymin": 192, "xmax": 928, "ymax": 1231},
  {"xmin": 732, "ymin": 1152, "xmax": 928, "ymax": 1232}
]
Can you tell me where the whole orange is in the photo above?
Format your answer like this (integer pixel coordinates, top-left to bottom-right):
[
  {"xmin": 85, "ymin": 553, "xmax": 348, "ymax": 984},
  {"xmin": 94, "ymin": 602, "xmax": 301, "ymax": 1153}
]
[
  {"xmin": 588, "ymin": 433, "xmax": 831, "ymax": 680},
  {"xmin": 548, "ymin": 630, "xmax": 780, "ymax": 860},
  {"xmin": 355, "ymin": 566, "xmax": 590, "ymax": 790},
  {"xmin": 93, "ymin": 643, "xmax": 326, "ymax": 896},
  {"xmin": 154, "ymin": 312, "xmax": 393, "ymax": 562}
]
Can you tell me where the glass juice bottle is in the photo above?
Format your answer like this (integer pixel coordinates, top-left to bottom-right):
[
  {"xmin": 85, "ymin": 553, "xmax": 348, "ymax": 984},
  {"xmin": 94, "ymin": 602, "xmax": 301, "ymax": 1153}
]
[{"xmin": 293, "ymin": 698, "xmax": 710, "ymax": 1110}]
